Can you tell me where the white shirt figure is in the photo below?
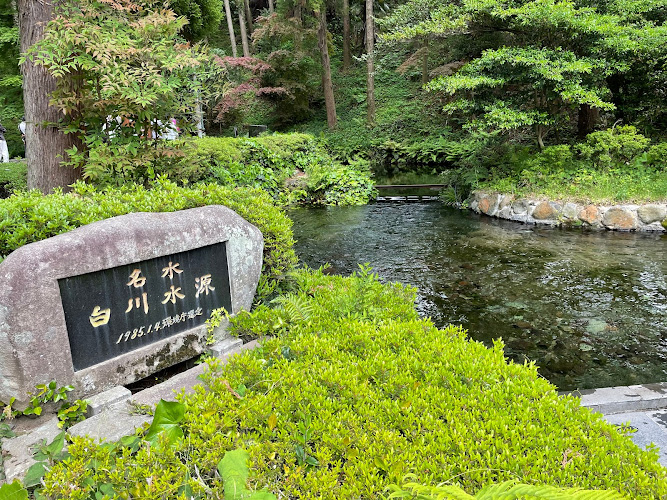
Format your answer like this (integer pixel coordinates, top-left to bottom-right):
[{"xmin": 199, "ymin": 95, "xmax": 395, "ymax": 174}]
[
  {"xmin": 0, "ymin": 123, "xmax": 9, "ymax": 163},
  {"xmin": 160, "ymin": 119, "xmax": 180, "ymax": 140}
]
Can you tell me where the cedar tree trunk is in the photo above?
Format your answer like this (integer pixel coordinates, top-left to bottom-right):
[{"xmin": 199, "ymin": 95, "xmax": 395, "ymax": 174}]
[
  {"xmin": 342, "ymin": 0, "xmax": 350, "ymax": 71},
  {"xmin": 19, "ymin": 0, "xmax": 81, "ymax": 193},
  {"xmin": 365, "ymin": 0, "xmax": 375, "ymax": 125},
  {"xmin": 244, "ymin": 0, "xmax": 253, "ymax": 34},
  {"xmin": 316, "ymin": 9, "xmax": 337, "ymax": 129},
  {"xmin": 268, "ymin": 0, "xmax": 274, "ymax": 13},
  {"xmin": 577, "ymin": 104, "xmax": 599, "ymax": 138},
  {"xmin": 239, "ymin": 9, "xmax": 250, "ymax": 57},
  {"xmin": 224, "ymin": 0, "xmax": 238, "ymax": 57}
]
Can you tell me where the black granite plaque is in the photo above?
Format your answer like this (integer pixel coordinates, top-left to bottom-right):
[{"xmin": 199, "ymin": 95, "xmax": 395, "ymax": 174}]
[{"xmin": 58, "ymin": 242, "xmax": 232, "ymax": 371}]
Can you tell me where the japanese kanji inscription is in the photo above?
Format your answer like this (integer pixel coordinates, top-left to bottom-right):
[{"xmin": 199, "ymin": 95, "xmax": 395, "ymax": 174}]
[{"xmin": 58, "ymin": 242, "xmax": 232, "ymax": 371}]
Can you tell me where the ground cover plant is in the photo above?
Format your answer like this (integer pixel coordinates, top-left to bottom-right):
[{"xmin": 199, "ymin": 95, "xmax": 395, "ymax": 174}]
[
  {"xmin": 440, "ymin": 127, "xmax": 667, "ymax": 204},
  {"xmin": 0, "ymin": 179, "xmax": 297, "ymax": 300},
  {"xmin": 35, "ymin": 267, "xmax": 667, "ymax": 499}
]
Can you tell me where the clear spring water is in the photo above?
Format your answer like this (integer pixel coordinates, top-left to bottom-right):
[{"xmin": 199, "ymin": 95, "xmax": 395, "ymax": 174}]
[{"xmin": 289, "ymin": 203, "xmax": 667, "ymax": 391}]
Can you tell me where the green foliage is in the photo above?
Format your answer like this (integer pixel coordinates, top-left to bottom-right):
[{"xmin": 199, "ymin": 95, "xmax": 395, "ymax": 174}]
[
  {"xmin": 166, "ymin": 134, "xmax": 375, "ymax": 206},
  {"xmin": 168, "ymin": 0, "xmax": 223, "ymax": 42},
  {"xmin": 0, "ymin": 481, "xmax": 28, "ymax": 500},
  {"xmin": 39, "ymin": 268, "xmax": 667, "ymax": 498},
  {"xmin": 0, "ymin": 162, "xmax": 27, "ymax": 198},
  {"xmin": 0, "ymin": 0, "xmax": 23, "ymax": 159},
  {"xmin": 145, "ymin": 399, "xmax": 186, "ymax": 446},
  {"xmin": 442, "ymin": 129, "xmax": 667, "ymax": 203},
  {"xmin": 0, "ymin": 381, "xmax": 88, "ymax": 430},
  {"xmin": 0, "ymin": 180, "xmax": 297, "ymax": 300},
  {"xmin": 27, "ymin": 0, "xmax": 203, "ymax": 176},
  {"xmin": 381, "ymin": 0, "xmax": 667, "ymax": 143},
  {"xmin": 387, "ymin": 478, "xmax": 628, "ymax": 499},
  {"xmin": 217, "ymin": 449, "xmax": 277, "ymax": 500},
  {"xmin": 24, "ymin": 432, "xmax": 69, "ymax": 488},
  {"xmin": 576, "ymin": 126, "xmax": 652, "ymax": 168}
]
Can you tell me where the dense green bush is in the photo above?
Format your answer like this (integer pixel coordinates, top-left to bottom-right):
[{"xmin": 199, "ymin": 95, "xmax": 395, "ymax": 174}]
[
  {"xmin": 40, "ymin": 267, "xmax": 667, "ymax": 499},
  {"xmin": 0, "ymin": 161, "xmax": 27, "ymax": 198},
  {"xmin": 576, "ymin": 126, "xmax": 652, "ymax": 169},
  {"xmin": 79, "ymin": 133, "xmax": 375, "ymax": 206},
  {"xmin": 0, "ymin": 179, "xmax": 297, "ymax": 300},
  {"xmin": 440, "ymin": 129, "xmax": 667, "ymax": 203}
]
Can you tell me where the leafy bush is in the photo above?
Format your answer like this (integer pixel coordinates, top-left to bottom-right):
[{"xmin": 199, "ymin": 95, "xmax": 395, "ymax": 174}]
[
  {"xmin": 41, "ymin": 268, "xmax": 667, "ymax": 499},
  {"xmin": 0, "ymin": 161, "xmax": 27, "ymax": 198},
  {"xmin": 0, "ymin": 179, "xmax": 297, "ymax": 300},
  {"xmin": 78, "ymin": 133, "xmax": 375, "ymax": 206},
  {"xmin": 576, "ymin": 126, "xmax": 651, "ymax": 169}
]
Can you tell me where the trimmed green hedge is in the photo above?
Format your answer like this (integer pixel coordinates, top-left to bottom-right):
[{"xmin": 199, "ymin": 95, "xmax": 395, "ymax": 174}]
[
  {"xmin": 41, "ymin": 268, "xmax": 667, "ymax": 499},
  {"xmin": 79, "ymin": 133, "xmax": 375, "ymax": 206},
  {"xmin": 0, "ymin": 179, "xmax": 297, "ymax": 300}
]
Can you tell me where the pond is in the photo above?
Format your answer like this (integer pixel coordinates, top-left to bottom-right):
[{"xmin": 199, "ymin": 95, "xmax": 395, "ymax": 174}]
[{"xmin": 289, "ymin": 202, "xmax": 667, "ymax": 391}]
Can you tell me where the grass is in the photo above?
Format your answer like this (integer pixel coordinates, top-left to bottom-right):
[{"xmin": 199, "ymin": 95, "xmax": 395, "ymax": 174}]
[{"xmin": 480, "ymin": 167, "xmax": 667, "ymax": 204}]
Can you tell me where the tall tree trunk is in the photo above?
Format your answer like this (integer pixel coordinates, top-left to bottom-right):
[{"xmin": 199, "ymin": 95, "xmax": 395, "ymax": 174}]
[
  {"xmin": 239, "ymin": 9, "xmax": 250, "ymax": 57},
  {"xmin": 244, "ymin": 0, "xmax": 253, "ymax": 34},
  {"xmin": 577, "ymin": 104, "xmax": 598, "ymax": 138},
  {"xmin": 342, "ymin": 0, "xmax": 350, "ymax": 71},
  {"xmin": 421, "ymin": 37, "xmax": 429, "ymax": 85},
  {"xmin": 18, "ymin": 0, "xmax": 81, "ymax": 194},
  {"xmin": 365, "ymin": 0, "xmax": 375, "ymax": 125},
  {"xmin": 268, "ymin": 0, "xmax": 274, "ymax": 13},
  {"xmin": 316, "ymin": 9, "xmax": 336, "ymax": 129},
  {"xmin": 224, "ymin": 0, "xmax": 238, "ymax": 57}
]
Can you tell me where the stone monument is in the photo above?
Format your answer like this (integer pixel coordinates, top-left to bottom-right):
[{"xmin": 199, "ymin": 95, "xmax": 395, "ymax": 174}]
[{"xmin": 0, "ymin": 206, "xmax": 263, "ymax": 408}]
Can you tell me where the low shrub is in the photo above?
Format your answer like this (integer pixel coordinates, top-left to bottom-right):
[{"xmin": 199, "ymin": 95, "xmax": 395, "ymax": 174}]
[
  {"xmin": 0, "ymin": 161, "xmax": 27, "ymax": 198},
  {"xmin": 40, "ymin": 268, "xmax": 667, "ymax": 499},
  {"xmin": 576, "ymin": 126, "xmax": 652, "ymax": 169},
  {"xmin": 0, "ymin": 179, "xmax": 297, "ymax": 300},
  {"xmin": 79, "ymin": 133, "xmax": 375, "ymax": 206}
]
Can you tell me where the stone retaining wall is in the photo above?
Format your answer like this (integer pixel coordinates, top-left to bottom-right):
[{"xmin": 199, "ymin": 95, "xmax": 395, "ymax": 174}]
[{"xmin": 468, "ymin": 192, "xmax": 667, "ymax": 232}]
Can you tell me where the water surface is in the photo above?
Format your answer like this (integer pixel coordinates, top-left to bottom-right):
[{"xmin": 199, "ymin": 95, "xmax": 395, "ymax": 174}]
[{"xmin": 290, "ymin": 203, "xmax": 667, "ymax": 391}]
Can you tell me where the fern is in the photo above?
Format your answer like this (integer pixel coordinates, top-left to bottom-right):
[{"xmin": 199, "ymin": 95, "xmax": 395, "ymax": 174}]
[
  {"xmin": 387, "ymin": 479, "xmax": 628, "ymax": 500},
  {"xmin": 271, "ymin": 294, "xmax": 314, "ymax": 323}
]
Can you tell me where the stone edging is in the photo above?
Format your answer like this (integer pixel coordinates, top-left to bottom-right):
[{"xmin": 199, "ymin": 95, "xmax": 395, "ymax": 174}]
[{"xmin": 468, "ymin": 191, "xmax": 667, "ymax": 232}]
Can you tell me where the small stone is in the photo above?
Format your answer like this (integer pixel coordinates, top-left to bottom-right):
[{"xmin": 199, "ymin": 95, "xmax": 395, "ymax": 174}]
[
  {"xmin": 579, "ymin": 205, "xmax": 601, "ymax": 225},
  {"xmin": 498, "ymin": 206, "xmax": 511, "ymax": 218},
  {"xmin": 69, "ymin": 408, "xmax": 151, "ymax": 443},
  {"xmin": 511, "ymin": 200, "xmax": 529, "ymax": 215},
  {"xmin": 532, "ymin": 201, "xmax": 559, "ymax": 220},
  {"xmin": 2, "ymin": 417, "xmax": 61, "ymax": 483},
  {"xmin": 637, "ymin": 205, "xmax": 667, "ymax": 224},
  {"xmin": 499, "ymin": 195, "xmax": 513, "ymax": 210},
  {"xmin": 602, "ymin": 208, "xmax": 638, "ymax": 230},
  {"xmin": 85, "ymin": 386, "xmax": 131, "ymax": 417},
  {"xmin": 478, "ymin": 195, "xmax": 499, "ymax": 215},
  {"xmin": 562, "ymin": 202, "xmax": 580, "ymax": 220}
]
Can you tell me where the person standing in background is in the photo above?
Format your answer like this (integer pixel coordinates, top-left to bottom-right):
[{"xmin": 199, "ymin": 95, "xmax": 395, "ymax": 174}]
[
  {"xmin": 18, "ymin": 118, "xmax": 26, "ymax": 143},
  {"xmin": 0, "ymin": 121, "xmax": 9, "ymax": 162}
]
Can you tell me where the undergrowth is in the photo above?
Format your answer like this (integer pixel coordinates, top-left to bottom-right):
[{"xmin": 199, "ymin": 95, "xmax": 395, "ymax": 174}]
[{"xmin": 39, "ymin": 267, "xmax": 667, "ymax": 499}]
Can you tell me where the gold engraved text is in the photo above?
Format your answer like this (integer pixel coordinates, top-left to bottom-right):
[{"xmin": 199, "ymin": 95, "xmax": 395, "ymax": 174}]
[
  {"xmin": 127, "ymin": 269, "xmax": 146, "ymax": 288},
  {"xmin": 161, "ymin": 261, "xmax": 183, "ymax": 280},
  {"xmin": 89, "ymin": 306, "xmax": 111, "ymax": 327},
  {"xmin": 194, "ymin": 274, "xmax": 215, "ymax": 297}
]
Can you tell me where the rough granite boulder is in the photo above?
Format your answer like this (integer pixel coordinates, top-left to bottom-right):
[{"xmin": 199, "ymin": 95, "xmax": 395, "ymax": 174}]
[
  {"xmin": 637, "ymin": 205, "xmax": 667, "ymax": 224},
  {"xmin": 602, "ymin": 208, "xmax": 638, "ymax": 231},
  {"xmin": 0, "ymin": 206, "xmax": 264, "ymax": 408},
  {"xmin": 579, "ymin": 206, "xmax": 601, "ymax": 225},
  {"xmin": 532, "ymin": 201, "xmax": 560, "ymax": 220}
]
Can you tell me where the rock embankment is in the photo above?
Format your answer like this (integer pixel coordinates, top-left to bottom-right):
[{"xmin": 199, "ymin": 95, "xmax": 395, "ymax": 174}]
[{"xmin": 469, "ymin": 192, "xmax": 667, "ymax": 232}]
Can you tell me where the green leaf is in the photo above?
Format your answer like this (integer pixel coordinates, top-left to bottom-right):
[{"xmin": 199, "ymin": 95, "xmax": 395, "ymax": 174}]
[
  {"xmin": 144, "ymin": 399, "xmax": 185, "ymax": 446},
  {"xmin": 0, "ymin": 481, "xmax": 28, "ymax": 500},
  {"xmin": 23, "ymin": 462, "xmax": 47, "ymax": 488},
  {"xmin": 217, "ymin": 449, "xmax": 277, "ymax": 500}
]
